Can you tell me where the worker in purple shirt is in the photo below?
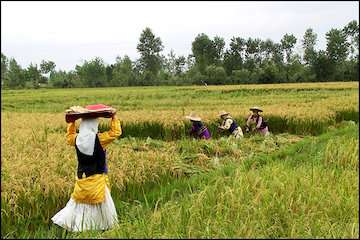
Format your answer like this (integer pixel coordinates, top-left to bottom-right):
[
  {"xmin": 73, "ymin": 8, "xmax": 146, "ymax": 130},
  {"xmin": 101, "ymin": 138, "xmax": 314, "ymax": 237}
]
[
  {"xmin": 185, "ymin": 112, "xmax": 211, "ymax": 140},
  {"xmin": 245, "ymin": 106, "xmax": 270, "ymax": 136}
]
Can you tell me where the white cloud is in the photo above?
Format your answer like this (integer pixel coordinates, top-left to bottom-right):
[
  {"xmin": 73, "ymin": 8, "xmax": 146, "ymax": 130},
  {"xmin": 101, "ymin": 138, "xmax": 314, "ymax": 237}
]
[{"xmin": 1, "ymin": 1, "xmax": 359, "ymax": 70}]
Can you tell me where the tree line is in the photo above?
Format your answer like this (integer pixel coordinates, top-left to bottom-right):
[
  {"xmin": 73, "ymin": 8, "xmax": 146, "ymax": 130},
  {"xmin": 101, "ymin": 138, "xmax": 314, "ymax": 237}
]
[{"xmin": 1, "ymin": 20, "xmax": 358, "ymax": 89}]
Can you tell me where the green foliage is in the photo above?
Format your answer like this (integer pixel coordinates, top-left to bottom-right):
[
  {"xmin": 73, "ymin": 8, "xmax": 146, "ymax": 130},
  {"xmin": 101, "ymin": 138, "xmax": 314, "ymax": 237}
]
[
  {"xmin": 6, "ymin": 58, "xmax": 26, "ymax": 88},
  {"xmin": 49, "ymin": 70, "xmax": 78, "ymax": 88},
  {"xmin": 192, "ymin": 34, "xmax": 224, "ymax": 74},
  {"xmin": 2, "ymin": 20, "xmax": 359, "ymax": 89},
  {"xmin": 302, "ymin": 28, "xmax": 318, "ymax": 65},
  {"xmin": 312, "ymin": 51, "xmax": 334, "ymax": 81},
  {"xmin": 161, "ymin": 51, "xmax": 187, "ymax": 86},
  {"xmin": 1, "ymin": 53, "xmax": 8, "ymax": 88},
  {"xmin": 212, "ymin": 36, "xmax": 225, "ymax": 65},
  {"xmin": 232, "ymin": 69, "xmax": 251, "ymax": 84},
  {"xmin": 137, "ymin": 27, "xmax": 164, "ymax": 81},
  {"xmin": 259, "ymin": 61, "xmax": 284, "ymax": 84},
  {"xmin": 326, "ymin": 28, "xmax": 350, "ymax": 64},
  {"xmin": 111, "ymin": 56, "xmax": 135, "ymax": 87},
  {"xmin": 40, "ymin": 60, "xmax": 56, "ymax": 74},
  {"xmin": 244, "ymin": 38, "xmax": 262, "ymax": 69},
  {"xmin": 249, "ymin": 67, "xmax": 265, "ymax": 83},
  {"xmin": 25, "ymin": 63, "xmax": 42, "ymax": 89},
  {"xmin": 343, "ymin": 20, "xmax": 359, "ymax": 60},
  {"xmin": 75, "ymin": 57, "xmax": 107, "ymax": 87},
  {"xmin": 205, "ymin": 65, "xmax": 227, "ymax": 85},
  {"xmin": 281, "ymin": 33, "xmax": 297, "ymax": 64},
  {"xmin": 223, "ymin": 37, "xmax": 246, "ymax": 75}
]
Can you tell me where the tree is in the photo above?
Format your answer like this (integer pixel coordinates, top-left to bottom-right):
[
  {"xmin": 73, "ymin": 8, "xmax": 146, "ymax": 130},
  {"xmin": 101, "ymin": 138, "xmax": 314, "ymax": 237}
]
[
  {"xmin": 326, "ymin": 28, "xmax": 350, "ymax": 80},
  {"xmin": 75, "ymin": 57, "xmax": 107, "ymax": 87},
  {"xmin": 343, "ymin": 20, "xmax": 359, "ymax": 60},
  {"xmin": 312, "ymin": 50, "xmax": 334, "ymax": 81},
  {"xmin": 232, "ymin": 69, "xmax": 251, "ymax": 84},
  {"xmin": 174, "ymin": 56, "xmax": 186, "ymax": 76},
  {"xmin": 281, "ymin": 34, "xmax": 297, "ymax": 81},
  {"xmin": 343, "ymin": 20, "xmax": 359, "ymax": 81},
  {"xmin": 249, "ymin": 67, "xmax": 265, "ymax": 83},
  {"xmin": 7, "ymin": 58, "xmax": 25, "ymax": 88},
  {"xmin": 163, "ymin": 49, "xmax": 177, "ymax": 76},
  {"xmin": 260, "ymin": 39, "xmax": 275, "ymax": 62},
  {"xmin": 25, "ymin": 63, "xmax": 41, "ymax": 88},
  {"xmin": 112, "ymin": 55, "xmax": 134, "ymax": 86},
  {"xmin": 136, "ymin": 27, "xmax": 164, "ymax": 83},
  {"xmin": 1, "ymin": 53, "xmax": 8, "ymax": 87},
  {"xmin": 205, "ymin": 65, "xmax": 227, "ymax": 85},
  {"xmin": 40, "ymin": 60, "xmax": 56, "ymax": 74},
  {"xmin": 106, "ymin": 64, "xmax": 114, "ymax": 84},
  {"xmin": 223, "ymin": 37, "xmax": 246, "ymax": 75},
  {"xmin": 260, "ymin": 61, "xmax": 282, "ymax": 84},
  {"xmin": 244, "ymin": 38, "xmax": 262, "ymax": 69},
  {"xmin": 185, "ymin": 54, "xmax": 196, "ymax": 71},
  {"xmin": 39, "ymin": 60, "xmax": 56, "ymax": 84},
  {"xmin": 49, "ymin": 70, "xmax": 78, "ymax": 88},
  {"xmin": 191, "ymin": 33, "xmax": 219, "ymax": 74},
  {"xmin": 271, "ymin": 42, "xmax": 284, "ymax": 65},
  {"xmin": 281, "ymin": 33, "xmax": 297, "ymax": 64},
  {"xmin": 213, "ymin": 36, "xmax": 225, "ymax": 64},
  {"xmin": 302, "ymin": 28, "xmax": 318, "ymax": 65},
  {"xmin": 326, "ymin": 28, "xmax": 349, "ymax": 64}
]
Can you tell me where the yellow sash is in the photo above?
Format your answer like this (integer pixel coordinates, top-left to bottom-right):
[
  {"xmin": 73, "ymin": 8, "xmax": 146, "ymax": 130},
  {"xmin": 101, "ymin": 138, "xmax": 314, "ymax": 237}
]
[{"xmin": 71, "ymin": 174, "xmax": 110, "ymax": 204}]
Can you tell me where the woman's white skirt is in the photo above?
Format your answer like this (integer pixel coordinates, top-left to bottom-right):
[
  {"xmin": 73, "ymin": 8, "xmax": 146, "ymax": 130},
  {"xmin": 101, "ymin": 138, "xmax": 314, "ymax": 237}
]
[{"xmin": 51, "ymin": 186, "xmax": 118, "ymax": 232}]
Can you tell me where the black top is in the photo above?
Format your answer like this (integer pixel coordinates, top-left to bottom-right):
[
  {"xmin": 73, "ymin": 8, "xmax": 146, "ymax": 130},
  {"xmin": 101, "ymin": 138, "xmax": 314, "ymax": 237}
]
[{"xmin": 75, "ymin": 135, "xmax": 107, "ymax": 179}]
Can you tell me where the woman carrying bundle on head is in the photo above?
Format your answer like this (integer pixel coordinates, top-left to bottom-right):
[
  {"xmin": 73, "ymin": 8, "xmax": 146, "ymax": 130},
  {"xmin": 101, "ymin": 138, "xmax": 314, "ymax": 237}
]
[
  {"xmin": 52, "ymin": 104, "xmax": 122, "ymax": 232},
  {"xmin": 185, "ymin": 112, "xmax": 211, "ymax": 140},
  {"xmin": 218, "ymin": 111, "xmax": 244, "ymax": 139},
  {"xmin": 245, "ymin": 106, "xmax": 270, "ymax": 136}
]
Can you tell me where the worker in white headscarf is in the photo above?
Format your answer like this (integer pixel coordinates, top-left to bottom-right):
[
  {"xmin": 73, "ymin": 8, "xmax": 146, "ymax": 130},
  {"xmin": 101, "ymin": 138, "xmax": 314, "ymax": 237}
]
[
  {"xmin": 52, "ymin": 107, "xmax": 121, "ymax": 232},
  {"xmin": 245, "ymin": 106, "xmax": 270, "ymax": 136},
  {"xmin": 218, "ymin": 111, "xmax": 244, "ymax": 139}
]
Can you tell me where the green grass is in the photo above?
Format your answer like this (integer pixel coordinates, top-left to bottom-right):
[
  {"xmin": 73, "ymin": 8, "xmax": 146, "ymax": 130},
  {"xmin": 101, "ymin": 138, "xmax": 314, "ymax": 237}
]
[{"xmin": 1, "ymin": 83, "xmax": 358, "ymax": 113}]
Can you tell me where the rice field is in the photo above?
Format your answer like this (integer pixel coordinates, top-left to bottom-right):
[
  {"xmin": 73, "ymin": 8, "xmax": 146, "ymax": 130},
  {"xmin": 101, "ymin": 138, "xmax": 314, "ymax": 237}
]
[{"xmin": 1, "ymin": 82, "xmax": 359, "ymax": 238}]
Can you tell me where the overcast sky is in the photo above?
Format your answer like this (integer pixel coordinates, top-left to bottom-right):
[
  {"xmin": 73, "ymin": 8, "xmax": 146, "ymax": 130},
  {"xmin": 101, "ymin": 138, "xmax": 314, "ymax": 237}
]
[{"xmin": 1, "ymin": 1, "xmax": 359, "ymax": 71}]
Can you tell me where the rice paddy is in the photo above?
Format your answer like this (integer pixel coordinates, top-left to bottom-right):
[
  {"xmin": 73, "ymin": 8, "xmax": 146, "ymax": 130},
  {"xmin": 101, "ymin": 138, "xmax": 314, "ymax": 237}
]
[{"xmin": 1, "ymin": 82, "xmax": 359, "ymax": 238}]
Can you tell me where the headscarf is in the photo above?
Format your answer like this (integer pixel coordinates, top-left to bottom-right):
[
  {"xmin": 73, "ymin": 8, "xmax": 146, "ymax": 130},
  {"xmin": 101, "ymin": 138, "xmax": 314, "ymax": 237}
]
[{"xmin": 75, "ymin": 118, "xmax": 99, "ymax": 156}]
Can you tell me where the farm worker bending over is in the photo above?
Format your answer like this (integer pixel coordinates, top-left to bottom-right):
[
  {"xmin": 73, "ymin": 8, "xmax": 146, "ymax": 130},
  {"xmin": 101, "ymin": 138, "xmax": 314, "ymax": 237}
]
[
  {"xmin": 218, "ymin": 111, "xmax": 244, "ymax": 139},
  {"xmin": 185, "ymin": 112, "xmax": 211, "ymax": 140},
  {"xmin": 52, "ymin": 105, "xmax": 121, "ymax": 232},
  {"xmin": 245, "ymin": 106, "xmax": 270, "ymax": 136}
]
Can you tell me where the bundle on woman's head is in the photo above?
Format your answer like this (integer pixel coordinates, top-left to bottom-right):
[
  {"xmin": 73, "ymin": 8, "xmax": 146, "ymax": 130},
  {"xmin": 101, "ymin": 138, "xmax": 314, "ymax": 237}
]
[
  {"xmin": 65, "ymin": 104, "xmax": 115, "ymax": 123},
  {"xmin": 66, "ymin": 103, "xmax": 115, "ymax": 156}
]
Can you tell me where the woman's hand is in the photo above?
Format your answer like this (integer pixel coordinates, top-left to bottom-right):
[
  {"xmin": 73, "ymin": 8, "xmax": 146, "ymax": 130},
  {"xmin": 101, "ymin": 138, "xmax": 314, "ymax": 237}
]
[{"xmin": 111, "ymin": 109, "xmax": 117, "ymax": 119}]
